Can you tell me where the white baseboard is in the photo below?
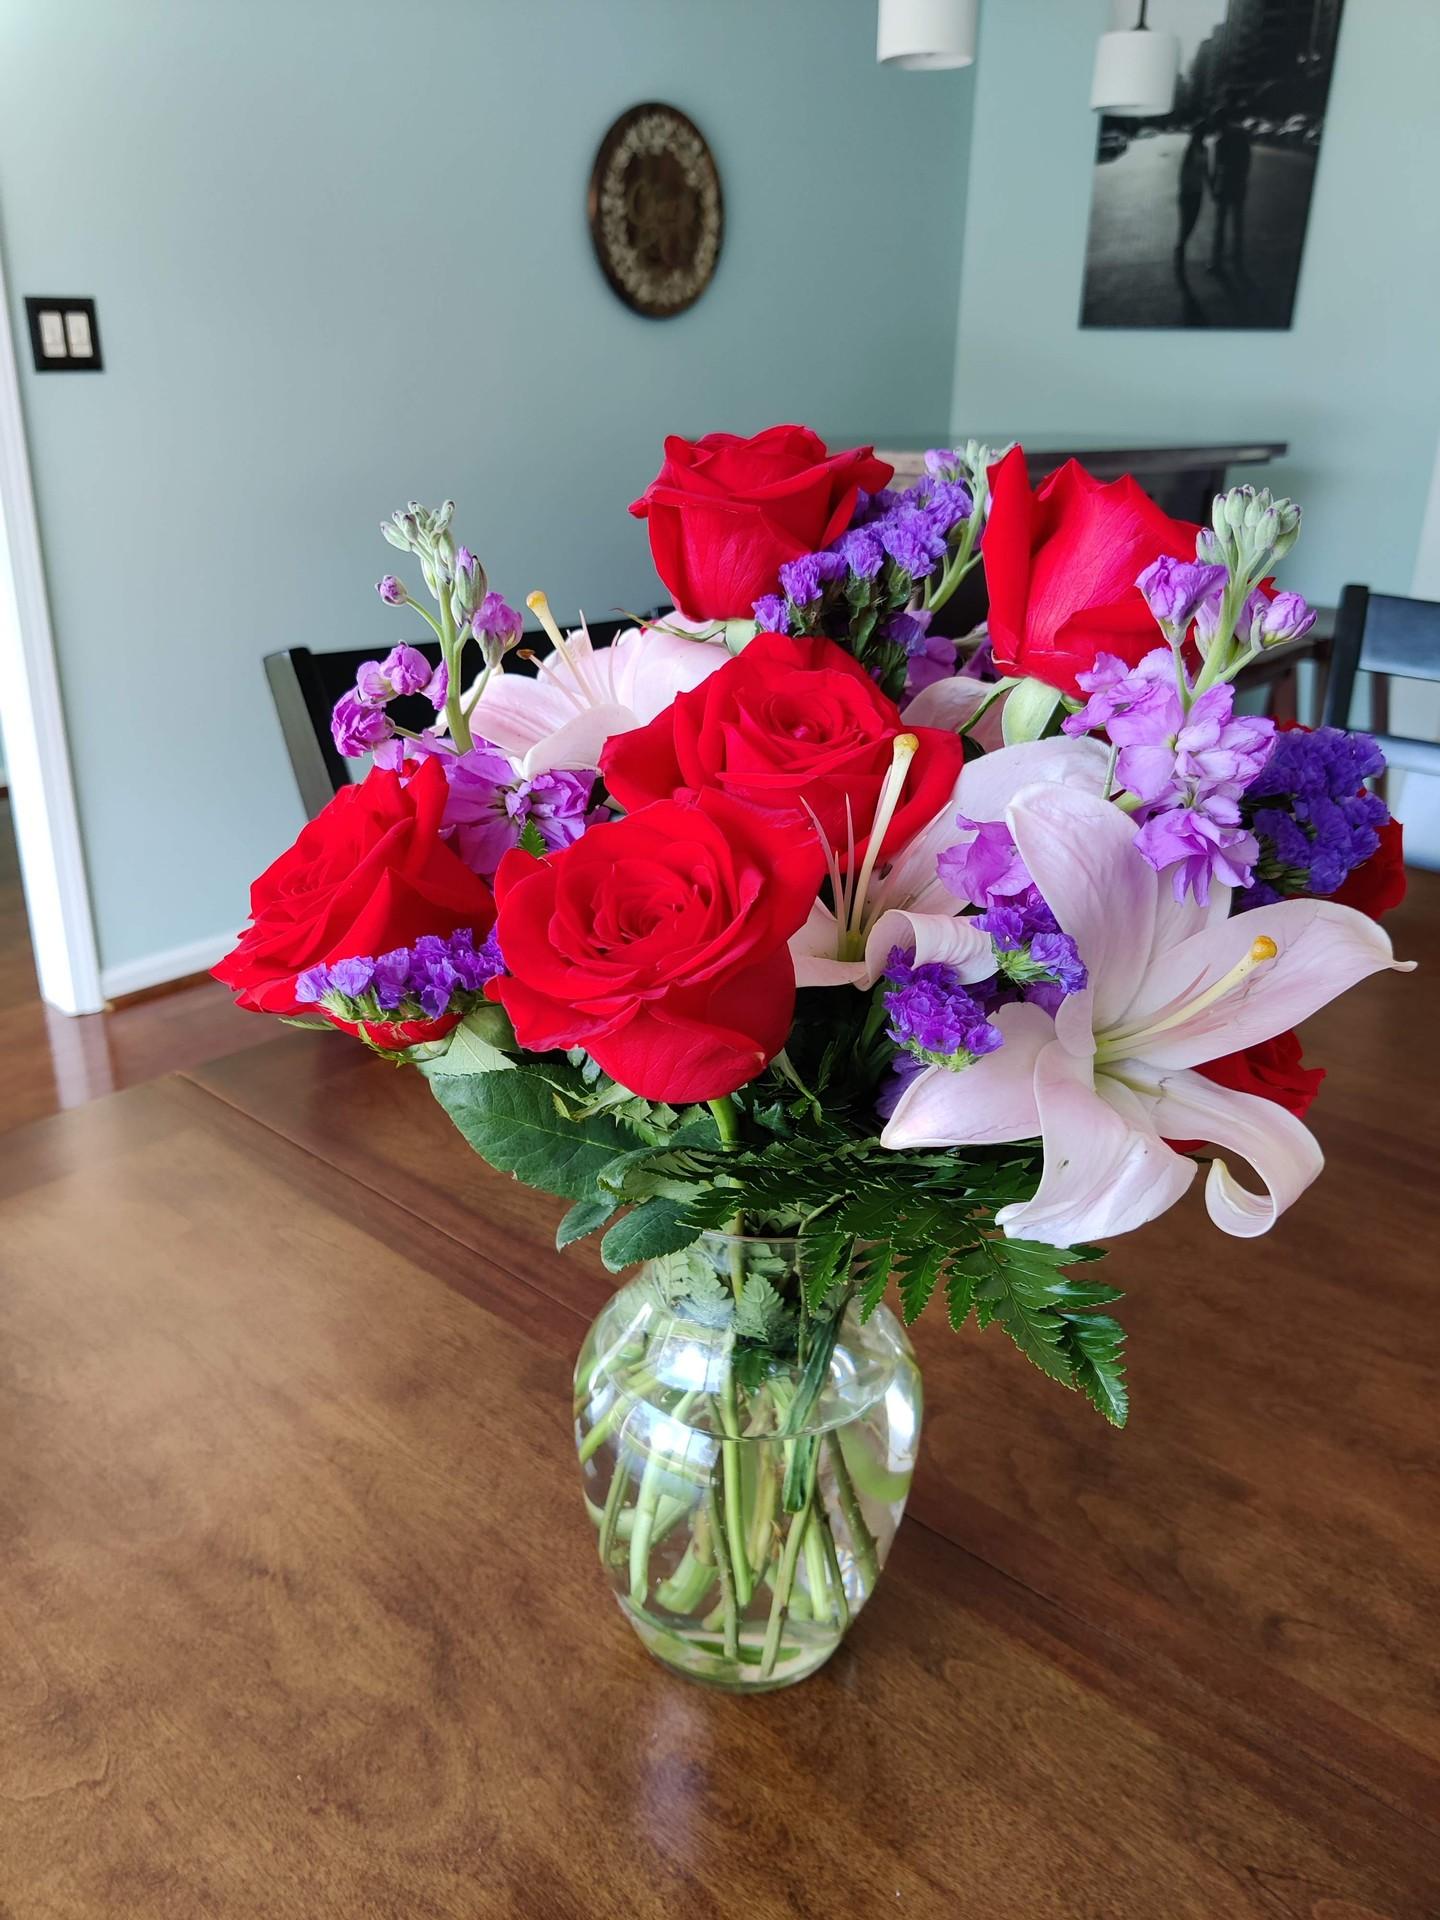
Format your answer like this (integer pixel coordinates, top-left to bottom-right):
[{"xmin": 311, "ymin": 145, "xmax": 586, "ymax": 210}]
[{"xmin": 99, "ymin": 930, "xmax": 237, "ymax": 1001}]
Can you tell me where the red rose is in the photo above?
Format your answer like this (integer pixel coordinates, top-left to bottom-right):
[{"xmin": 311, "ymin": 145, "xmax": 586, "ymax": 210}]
[
  {"xmin": 600, "ymin": 631, "xmax": 967, "ymax": 867},
  {"xmin": 214, "ymin": 757, "xmax": 495, "ymax": 1016},
  {"xmin": 323, "ymin": 1011, "xmax": 463, "ymax": 1049},
  {"xmin": 1328, "ymin": 815, "xmax": 1406, "ymax": 919},
  {"xmin": 487, "ymin": 789, "xmax": 822, "ymax": 1102},
  {"xmin": 630, "ymin": 425, "xmax": 894, "ymax": 621},
  {"xmin": 983, "ymin": 447, "xmax": 1203, "ymax": 698},
  {"xmin": 1167, "ymin": 1029, "xmax": 1325, "ymax": 1152}
]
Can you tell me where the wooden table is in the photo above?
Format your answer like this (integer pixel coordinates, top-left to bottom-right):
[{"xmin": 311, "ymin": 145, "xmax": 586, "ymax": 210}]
[{"xmin": 2, "ymin": 882, "xmax": 1437, "ymax": 1918}]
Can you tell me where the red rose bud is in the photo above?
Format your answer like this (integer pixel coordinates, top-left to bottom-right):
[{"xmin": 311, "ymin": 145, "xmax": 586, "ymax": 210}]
[
  {"xmin": 486, "ymin": 789, "xmax": 823, "ymax": 1104},
  {"xmin": 630, "ymin": 425, "xmax": 893, "ymax": 622},
  {"xmin": 213, "ymin": 757, "xmax": 494, "ymax": 1016},
  {"xmin": 983, "ymin": 447, "xmax": 1203, "ymax": 699},
  {"xmin": 600, "ymin": 631, "xmax": 966, "ymax": 869}
]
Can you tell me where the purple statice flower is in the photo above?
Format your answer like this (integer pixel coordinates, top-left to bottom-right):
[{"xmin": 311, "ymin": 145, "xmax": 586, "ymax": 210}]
[
  {"xmin": 1239, "ymin": 725, "xmax": 1389, "ymax": 905},
  {"xmin": 295, "ymin": 963, "xmax": 331, "ymax": 1005},
  {"xmin": 752, "ymin": 593, "xmax": 790, "ymax": 634},
  {"xmin": 974, "ymin": 887, "xmax": 1087, "ymax": 1013},
  {"xmin": 1136, "ymin": 556, "xmax": 1229, "ymax": 634},
  {"xmin": 876, "ymin": 509, "xmax": 948, "ymax": 581},
  {"xmin": 778, "ymin": 550, "xmax": 847, "ymax": 606},
  {"xmin": 882, "ymin": 947, "xmax": 1003, "ymax": 1070},
  {"xmin": 309, "ymin": 927, "xmax": 504, "ymax": 1024},
  {"xmin": 472, "ymin": 590, "xmax": 524, "ymax": 648},
  {"xmin": 852, "ymin": 487, "xmax": 903, "ymax": 524},
  {"xmin": 909, "ymin": 478, "xmax": 974, "ymax": 539},
  {"xmin": 937, "ymin": 815, "xmax": 1031, "ymax": 909},
  {"xmin": 332, "ymin": 691, "xmax": 396, "ymax": 757},
  {"xmin": 1134, "ymin": 794, "xmax": 1260, "ymax": 906},
  {"xmin": 355, "ymin": 644, "xmax": 435, "ymax": 705},
  {"xmin": 834, "ymin": 525, "xmax": 886, "ymax": 580},
  {"xmin": 376, "ymin": 574, "xmax": 409, "ymax": 606},
  {"xmin": 330, "ymin": 955, "xmax": 377, "ymax": 999}
]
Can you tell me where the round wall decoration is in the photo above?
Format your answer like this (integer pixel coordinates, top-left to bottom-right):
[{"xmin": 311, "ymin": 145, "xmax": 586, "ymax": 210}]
[{"xmin": 587, "ymin": 103, "xmax": 723, "ymax": 320}]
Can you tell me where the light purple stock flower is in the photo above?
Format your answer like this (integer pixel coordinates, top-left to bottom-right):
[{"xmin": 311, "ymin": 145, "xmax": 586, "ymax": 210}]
[
  {"xmin": 1254, "ymin": 590, "xmax": 1317, "ymax": 646},
  {"xmin": 332, "ymin": 691, "xmax": 396, "ymax": 756},
  {"xmin": 1133, "ymin": 795, "xmax": 1260, "ymax": 906},
  {"xmin": 937, "ymin": 814, "xmax": 1031, "ymax": 908},
  {"xmin": 376, "ymin": 735, "xmax": 594, "ymax": 881},
  {"xmin": 376, "ymin": 574, "xmax": 409, "ymax": 606},
  {"xmin": 1136, "ymin": 555, "xmax": 1229, "ymax": 633},
  {"xmin": 472, "ymin": 591, "xmax": 524, "ymax": 646}
]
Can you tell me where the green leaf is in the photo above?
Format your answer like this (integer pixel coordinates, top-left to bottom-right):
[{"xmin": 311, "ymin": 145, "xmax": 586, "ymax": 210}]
[
  {"xmin": 429, "ymin": 1066, "xmax": 633, "ymax": 1199},
  {"xmin": 517, "ymin": 817, "xmax": 548, "ymax": 858},
  {"xmin": 797, "ymin": 1227, "xmax": 850, "ymax": 1314},
  {"xmin": 599, "ymin": 1198, "xmax": 701, "ymax": 1272},
  {"xmin": 733, "ymin": 1275, "xmax": 794, "ymax": 1343},
  {"xmin": 417, "ymin": 1007, "xmax": 515, "ymax": 1079},
  {"xmin": 555, "ymin": 1195, "xmax": 616, "ymax": 1249},
  {"xmin": 896, "ymin": 1244, "xmax": 945, "ymax": 1325},
  {"xmin": 945, "ymin": 1259, "xmax": 978, "ymax": 1332},
  {"xmin": 1059, "ymin": 1312, "xmax": 1129, "ymax": 1427},
  {"xmin": 852, "ymin": 1239, "xmax": 894, "ymax": 1322}
]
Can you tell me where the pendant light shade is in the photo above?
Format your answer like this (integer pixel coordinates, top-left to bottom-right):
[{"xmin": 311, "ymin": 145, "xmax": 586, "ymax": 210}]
[
  {"xmin": 1090, "ymin": 2, "xmax": 1178, "ymax": 115},
  {"xmin": 877, "ymin": 0, "xmax": 978, "ymax": 71}
]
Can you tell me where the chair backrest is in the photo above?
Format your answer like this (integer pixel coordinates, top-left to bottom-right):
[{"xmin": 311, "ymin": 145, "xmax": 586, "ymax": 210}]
[
  {"xmin": 265, "ymin": 613, "xmax": 665, "ymax": 817},
  {"xmin": 1322, "ymin": 584, "xmax": 1440, "ymax": 779}
]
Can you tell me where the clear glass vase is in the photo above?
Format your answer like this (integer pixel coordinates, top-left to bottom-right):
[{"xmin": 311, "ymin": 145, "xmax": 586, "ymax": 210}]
[{"xmin": 574, "ymin": 1232, "xmax": 922, "ymax": 1691}]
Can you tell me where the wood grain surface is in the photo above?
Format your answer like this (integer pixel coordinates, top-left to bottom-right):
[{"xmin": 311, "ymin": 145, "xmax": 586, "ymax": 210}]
[{"xmin": 1, "ymin": 878, "xmax": 1436, "ymax": 1917}]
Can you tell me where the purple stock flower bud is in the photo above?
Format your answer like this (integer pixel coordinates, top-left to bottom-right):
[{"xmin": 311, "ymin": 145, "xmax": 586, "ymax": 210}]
[
  {"xmin": 1136, "ymin": 556, "xmax": 1229, "ymax": 633},
  {"xmin": 376, "ymin": 574, "xmax": 409, "ymax": 606},
  {"xmin": 1257, "ymin": 591, "xmax": 1317, "ymax": 646},
  {"xmin": 331, "ymin": 691, "xmax": 396, "ymax": 757}
]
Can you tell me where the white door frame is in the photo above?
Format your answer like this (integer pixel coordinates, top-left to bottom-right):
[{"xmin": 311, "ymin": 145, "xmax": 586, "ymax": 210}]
[{"xmin": 0, "ymin": 247, "xmax": 104, "ymax": 1015}]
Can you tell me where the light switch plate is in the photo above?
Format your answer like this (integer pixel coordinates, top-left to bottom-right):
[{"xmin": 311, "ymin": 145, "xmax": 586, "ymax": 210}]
[{"xmin": 24, "ymin": 297, "xmax": 103, "ymax": 372}]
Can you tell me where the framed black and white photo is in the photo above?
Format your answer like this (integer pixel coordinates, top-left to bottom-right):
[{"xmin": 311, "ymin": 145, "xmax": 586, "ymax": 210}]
[{"xmin": 1080, "ymin": 0, "xmax": 1346, "ymax": 331}]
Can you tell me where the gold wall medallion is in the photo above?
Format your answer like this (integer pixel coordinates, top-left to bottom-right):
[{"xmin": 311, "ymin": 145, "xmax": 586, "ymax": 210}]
[{"xmin": 587, "ymin": 103, "xmax": 723, "ymax": 319}]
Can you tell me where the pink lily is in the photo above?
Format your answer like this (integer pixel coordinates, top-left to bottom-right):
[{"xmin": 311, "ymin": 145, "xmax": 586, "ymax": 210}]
[
  {"xmin": 790, "ymin": 734, "xmax": 1108, "ymax": 989},
  {"xmin": 464, "ymin": 615, "xmax": 726, "ymax": 777},
  {"xmin": 882, "ymin": 783, "xmax": 1411, "ymax": 1243}
]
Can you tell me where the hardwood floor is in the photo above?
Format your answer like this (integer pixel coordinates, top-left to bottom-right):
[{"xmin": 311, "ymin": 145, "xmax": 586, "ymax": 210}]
[{"xmin": 0, "ymin": 801, "xmax": 272, "ymax": 1134}]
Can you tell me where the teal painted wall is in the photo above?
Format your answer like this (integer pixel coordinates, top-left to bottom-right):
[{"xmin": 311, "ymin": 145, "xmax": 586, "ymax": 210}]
[
  {"xmin": 0, "ymin": 0, "xmax": 972, "ymax": 974},
  {"xmin": 950, "ymin": 0, "xmax": 1440, "ymax": 609}
]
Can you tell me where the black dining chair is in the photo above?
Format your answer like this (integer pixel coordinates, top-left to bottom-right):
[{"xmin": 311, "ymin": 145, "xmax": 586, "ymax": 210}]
[
  {"xmin": 266, "ymin": 612, "xmax": 658, "ymax": 817},
  {"xmin": 1321, "ymin": 584, "xmax": 1440, "ymax": 799}
]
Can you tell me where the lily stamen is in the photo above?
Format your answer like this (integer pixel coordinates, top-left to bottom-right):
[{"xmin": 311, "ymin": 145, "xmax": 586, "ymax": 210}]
[
  {"xmin": 527, "ymin": 591, "xmax": 595, "ymax": 707},
  {"xmin": 1095, "ymin": 935, "xmax": 1278, "ymax": 1063},
  {"xmin": 838, "ymin": 734, "xmax": 918, "ymax": 959}
]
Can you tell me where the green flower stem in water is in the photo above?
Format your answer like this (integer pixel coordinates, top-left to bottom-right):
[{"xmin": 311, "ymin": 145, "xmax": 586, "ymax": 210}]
[
  {"xmin": 715, "ymin": 1387, "xmax": 755, "ymax": 1609},
  {"xmin": 706, "ymin": 1479, "xmax": 741, "ymax": 1665},
  {"xmin": 577, "ymin": 1365, "xmax": 664, "ymax": 1465},
  {"xmin": 826, "ymin": 1429, "xmax": 880, "ymax": 1593},
  {"xmin": 760, "ymin": 1443, "xmax": 820, "ymax": 1679},
  {"xmin": 629, "ymin": 1388, "xmax": 701, "ymax": 1604}
]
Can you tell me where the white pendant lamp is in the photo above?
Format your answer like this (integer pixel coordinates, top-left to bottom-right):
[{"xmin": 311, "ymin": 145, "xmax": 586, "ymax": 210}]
[
  {"xmin": 877, "ymin": 0, "xmax": 978, "ymax": 71},
  {"xmin": 1090, "ymin": 0, "xmax": 1178, "ymax": 116}
]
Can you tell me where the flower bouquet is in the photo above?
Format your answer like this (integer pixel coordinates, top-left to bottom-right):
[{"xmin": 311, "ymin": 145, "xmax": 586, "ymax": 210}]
[{"xmin": 218, "ymin": 425, "xmax": 1411, "ymax": 1690}]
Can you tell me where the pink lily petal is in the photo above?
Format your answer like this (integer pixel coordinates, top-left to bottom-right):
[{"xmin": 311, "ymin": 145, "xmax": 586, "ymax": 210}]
[
  {"xmin": 791, "ymin": 906, "xmax": 995, "ymax": 990},
  {"xmin": 517, "ymin": 702, "xmax": 640, "ymax": 777},
  {"xmin": 1110, "ymin": 898, "xmax": 1412, "ymax": 1072},
  {"xmin": 1006, "ymin": 783, "xmax": 1157, "ymax": 1032},
  {"xmin": 995, "ymin": 1041, "xmax": 1194, "ymax": 1245},
  {"xmin": 880, "ymin": 1002, "xmax": 1054, "ymax": 1149},
  {"xmin": 1142, "ymin": 1066, "xmax": 1324, "ymax": 1237},
  {"xmin": 955, "ymin": 733, "xmax": 1110, "ymax": 822}
]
